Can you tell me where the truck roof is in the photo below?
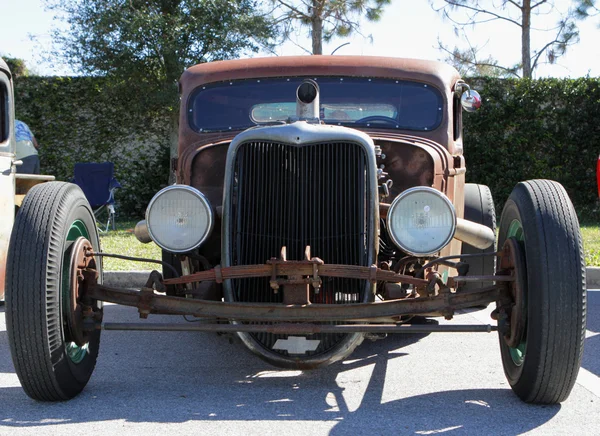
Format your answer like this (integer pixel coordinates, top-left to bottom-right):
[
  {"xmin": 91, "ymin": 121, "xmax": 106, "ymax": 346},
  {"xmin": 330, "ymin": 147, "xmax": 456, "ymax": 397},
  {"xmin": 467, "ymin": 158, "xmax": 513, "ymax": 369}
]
[{"xmin": 180, "ymin": 56, "xmax": 461, "ymax": 94}]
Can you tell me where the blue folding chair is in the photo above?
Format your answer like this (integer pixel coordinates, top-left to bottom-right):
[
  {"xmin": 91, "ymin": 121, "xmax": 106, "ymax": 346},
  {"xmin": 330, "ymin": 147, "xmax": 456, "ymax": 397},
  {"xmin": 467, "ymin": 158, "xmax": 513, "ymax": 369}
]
[{"xmin": 72, "ymin": 162, "xmax": 121, "ymax": 232}]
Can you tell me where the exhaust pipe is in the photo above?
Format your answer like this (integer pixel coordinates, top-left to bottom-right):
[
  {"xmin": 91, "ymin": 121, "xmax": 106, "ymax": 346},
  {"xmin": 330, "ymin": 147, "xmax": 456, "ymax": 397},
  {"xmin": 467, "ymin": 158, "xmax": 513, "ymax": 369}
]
[
  {"xmin": 134, "ymin": 220, "xmax": 152, "ymax": 244},
  {"xmin": 454, "ymin": 218, "xmax": 495, "ymax": 250},
  {"xmin": 296, "ymin": 79, "xmax": 320, "ymax": 120}
]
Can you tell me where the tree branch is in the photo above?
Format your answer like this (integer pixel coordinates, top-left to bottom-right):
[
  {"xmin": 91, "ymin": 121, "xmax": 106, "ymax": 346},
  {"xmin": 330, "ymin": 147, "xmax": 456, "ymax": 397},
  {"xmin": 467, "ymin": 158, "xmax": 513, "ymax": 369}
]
[
  {"xmin": 442, "ymin": 0, "xmax": 523, "ymax": 27},
  {"xmin": 438, "ymin": 35, "xmax": 521, "ymax": 78},
  {"xmin": 442, "ymin": 8, "xmax": 504, "ymax": 27},
  {"xmin": 506, "ymin": 0, "xmax": 522, "ymax": 10},
  {"xmin": 531, "ymin": 39, "xmax": 557, "ymax": 71},
  {"xmin": 530, "ymin": 20, "xmax": 577, "ymax": 71},
  {"xmin": 273, "ymin": 0, "xmax": 310, "ymax": 19},
  {"xmin": 285, "ymin": 36, "xmax": 313, "ymax": 54},
  {"xmin": 531, "ymin": 0, "xmax": 549, "ymax": 10}
]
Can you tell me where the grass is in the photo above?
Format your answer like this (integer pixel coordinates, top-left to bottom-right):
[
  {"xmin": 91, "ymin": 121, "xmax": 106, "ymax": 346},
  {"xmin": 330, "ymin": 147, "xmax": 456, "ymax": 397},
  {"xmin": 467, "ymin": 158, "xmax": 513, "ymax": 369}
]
[
  {"xmin": 99, "ymin": 220, "xmax": 162, "ymax": 271},
  {"xmin": 581, "ymin": 224, "xmax": 600, "ymax": 267},
  {"xmin": 99, "ymin": 220, "xmax": 600, "ymax": 271}
]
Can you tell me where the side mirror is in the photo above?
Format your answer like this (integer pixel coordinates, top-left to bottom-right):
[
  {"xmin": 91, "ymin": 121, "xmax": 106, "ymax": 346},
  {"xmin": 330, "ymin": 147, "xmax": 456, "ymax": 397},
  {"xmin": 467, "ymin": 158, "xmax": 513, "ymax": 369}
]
[{"xmin": 461, "ymin": 89, "xmax": 482, "ymax": 112}]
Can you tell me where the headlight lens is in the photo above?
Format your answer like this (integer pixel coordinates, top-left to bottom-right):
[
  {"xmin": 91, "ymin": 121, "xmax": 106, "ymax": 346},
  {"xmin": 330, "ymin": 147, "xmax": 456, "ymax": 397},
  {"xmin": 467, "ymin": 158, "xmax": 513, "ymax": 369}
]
[
  {"xmin": 387, "ymin": 187, "xmax": 456, "ymax": 256},
  {"xmin": 146, "ymin": 185, "xmax": 213, "ymax": 253}
]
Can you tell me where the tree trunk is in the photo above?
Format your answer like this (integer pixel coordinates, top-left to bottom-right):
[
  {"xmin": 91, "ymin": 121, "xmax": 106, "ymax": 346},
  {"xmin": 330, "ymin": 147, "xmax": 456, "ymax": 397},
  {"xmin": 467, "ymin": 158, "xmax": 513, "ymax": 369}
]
[
  {"xmin": 521, "ymin": 0, "xmax": 532, "ymax": 79},
  {"xmin": 168, "ymin": 110, "xmax": 179, "ymax": 184},
  {"xmin": 159, "ymin": 0, "xmax": 181, "ymax": 184},
  {"xmin": 312, "ymin": 18, "xmax": 323, "ymax": 54},
  {"xmin": 311, "ymin": 0, "xmax": 323, "ymax": 54}
]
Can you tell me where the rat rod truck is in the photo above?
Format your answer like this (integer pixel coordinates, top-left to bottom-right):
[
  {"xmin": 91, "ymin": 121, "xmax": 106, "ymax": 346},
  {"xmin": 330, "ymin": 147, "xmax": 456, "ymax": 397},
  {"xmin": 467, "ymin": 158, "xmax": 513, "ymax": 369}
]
[{"xmin": 4, "ymin": 56, "xmax": 586, "ymax": 404}]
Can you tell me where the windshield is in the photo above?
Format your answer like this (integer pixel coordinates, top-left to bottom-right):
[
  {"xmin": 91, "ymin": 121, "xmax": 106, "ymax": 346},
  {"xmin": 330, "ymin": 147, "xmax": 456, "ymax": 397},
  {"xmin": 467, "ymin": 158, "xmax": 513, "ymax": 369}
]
[{"xmin": 188, "ymin": 77, "xmax": 444, "ymax": 133}]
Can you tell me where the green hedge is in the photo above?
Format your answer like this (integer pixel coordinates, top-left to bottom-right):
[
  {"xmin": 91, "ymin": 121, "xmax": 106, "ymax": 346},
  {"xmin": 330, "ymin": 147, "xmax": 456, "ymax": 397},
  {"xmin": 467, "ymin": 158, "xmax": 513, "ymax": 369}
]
[
  {"xmin": 13, "ymin": 76, "xmax": 600, "ymax": 220},
  {"xmin": 464, "ymin": 77, "xmax": 600, "ymax": 220},
  {"xmin": 14, "ymin": 76, "xmax": 170, "ymax": 218}
]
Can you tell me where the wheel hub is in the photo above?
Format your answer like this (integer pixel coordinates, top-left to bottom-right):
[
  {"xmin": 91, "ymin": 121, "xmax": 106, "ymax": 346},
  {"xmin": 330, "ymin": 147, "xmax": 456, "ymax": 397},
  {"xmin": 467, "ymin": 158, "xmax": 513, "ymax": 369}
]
[
  {"xmin": 66, "ymin": 237, "xmax": 99, "ymax": 346},
  {"xmin": 499, "ymin": 237, "xmax": 527, "ymax": 349}
]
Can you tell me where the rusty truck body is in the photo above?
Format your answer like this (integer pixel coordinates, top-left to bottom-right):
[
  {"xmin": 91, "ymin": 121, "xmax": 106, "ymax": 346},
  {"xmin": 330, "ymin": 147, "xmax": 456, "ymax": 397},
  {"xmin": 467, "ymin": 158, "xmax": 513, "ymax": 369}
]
[{"xmin": 4, "ymin": 56, "xmax": 586, "ymax": 404}]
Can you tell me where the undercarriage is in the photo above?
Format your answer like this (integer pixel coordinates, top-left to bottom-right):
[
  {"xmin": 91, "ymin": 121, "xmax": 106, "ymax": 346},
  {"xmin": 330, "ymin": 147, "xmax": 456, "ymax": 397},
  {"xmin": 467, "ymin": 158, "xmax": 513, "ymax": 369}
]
[{"xmin": 75, "ymin": 243, "xmax": 521, "ymax": 338}]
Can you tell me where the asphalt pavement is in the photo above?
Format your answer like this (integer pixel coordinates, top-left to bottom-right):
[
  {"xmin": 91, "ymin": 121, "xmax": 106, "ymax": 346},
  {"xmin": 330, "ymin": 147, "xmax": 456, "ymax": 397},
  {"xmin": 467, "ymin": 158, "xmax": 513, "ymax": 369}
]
[{"xmin": 0, "ymin": 292, "xmax": 599, "ymax": 435}]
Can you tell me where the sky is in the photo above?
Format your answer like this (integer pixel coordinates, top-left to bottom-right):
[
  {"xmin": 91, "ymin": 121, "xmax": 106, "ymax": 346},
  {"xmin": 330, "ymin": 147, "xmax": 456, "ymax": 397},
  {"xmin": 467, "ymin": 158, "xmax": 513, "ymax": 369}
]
[{"xmin": 0, "ymin": 0, "xmax": 598, "ymax": 78}]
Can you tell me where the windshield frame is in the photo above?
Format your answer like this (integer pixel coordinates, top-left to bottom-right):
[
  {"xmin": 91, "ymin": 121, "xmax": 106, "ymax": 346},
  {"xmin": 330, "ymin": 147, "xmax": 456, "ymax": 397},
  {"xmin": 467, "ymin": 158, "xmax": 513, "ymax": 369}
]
[{"xmin": 187, "ymin": 76, "xmax": 445, "ymax": 134}]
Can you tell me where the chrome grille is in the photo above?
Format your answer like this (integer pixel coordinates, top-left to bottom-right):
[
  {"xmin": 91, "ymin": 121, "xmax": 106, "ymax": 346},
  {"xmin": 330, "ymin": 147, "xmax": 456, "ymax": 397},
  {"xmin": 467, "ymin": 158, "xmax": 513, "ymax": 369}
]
[{"xmin": 229, "ymin": 140, "xmax": 371, "ymax": 356}]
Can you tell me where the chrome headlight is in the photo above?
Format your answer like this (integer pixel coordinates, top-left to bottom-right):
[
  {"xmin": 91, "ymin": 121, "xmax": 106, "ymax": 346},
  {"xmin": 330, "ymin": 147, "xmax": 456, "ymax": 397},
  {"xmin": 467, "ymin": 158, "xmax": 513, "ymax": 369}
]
[
  {"xmin": 146, "ymin": 185, "xmax": 213, "ymax": 253},
  {"xmin": 387, "ymin": 187, "xmax": 456, "ymax": 256}
]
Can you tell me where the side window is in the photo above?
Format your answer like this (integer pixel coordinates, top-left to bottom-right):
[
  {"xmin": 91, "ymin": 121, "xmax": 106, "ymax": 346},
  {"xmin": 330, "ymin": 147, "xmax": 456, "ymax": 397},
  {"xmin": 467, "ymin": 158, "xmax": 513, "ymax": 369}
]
[
  {"xmin": 453, "ymin": 93, "xmax": 462, "ymax": 142},
  {"xmin": 0, "ymin": 79, "xmax": 8, "ymax": 144}
]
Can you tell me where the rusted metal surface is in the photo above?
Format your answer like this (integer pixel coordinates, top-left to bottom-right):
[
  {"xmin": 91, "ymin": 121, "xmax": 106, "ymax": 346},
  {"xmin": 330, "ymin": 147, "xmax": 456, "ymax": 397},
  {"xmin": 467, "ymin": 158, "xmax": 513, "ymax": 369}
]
[
  {"xmin": 140, "ymin": 56, "xmax": 489, "ymax": 348},
  {"xmin": 14, "ymin": 174, "xmax": 55, "ymax": 195},
  {"xmin": 497, "ymin": 237, "xmax": 527, "ymax": 348},
  {"xmin": 90, "ymin": 252, "xmax": 179, "ymax": 278},
  {"xmin": 181, "ymin": 136, "xmax": 459, "ymax": 206},
  {"xmin": 66, "ymin": 238, "xmax": 101, "ymax": 345},
  {"xmin": 86, "ymin": 282, "xmax": 505, "ymax": 322},
  {"xmin": 450, "ymin": 275, "xmax": 514, "ymax": 283},
  {"xmin": 185, "ymin": 142, "xmax": 229, "ymax": 205},
  {"xmin": 179, "ymin": 136, "xmax": 464, "ymax": 276},
  {"xmin": 182, "ymin": 56, "xmax": 459, "ymax": 96},
  {"xmin": 383, "ymin": 283, "xmax": 409, "ymax": 300},
  {"xmin": 103, "ymin": 322, "xmax": 497, "ymax": 334},
  {"xmin": 177, "ymin": 57, "xmax": 464, "ymax": 200},
  {"xmin": 269, "ymin": 247, "xmax": 322, "ymax": 306},
  {"xmin": 162, "ymin": 259, "xmax": 429, "ymax": 288},
  {"xmin": 376, "ymin": 140, "xmax": 435, "ymax": 199},
  {"xmin": 178, "ymin": 56, "xmax": 461, "ymax": 156}
]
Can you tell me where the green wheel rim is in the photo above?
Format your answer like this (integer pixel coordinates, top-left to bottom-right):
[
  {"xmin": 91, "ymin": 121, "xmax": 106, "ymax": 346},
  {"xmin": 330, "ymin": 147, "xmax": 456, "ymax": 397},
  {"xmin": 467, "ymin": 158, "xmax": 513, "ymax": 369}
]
[
  {"xmin": 507, "ymin": 219, "xmax": 526, "ymax": 366},
  {"xmin": 62, "ymin": 219, "xmax": 91, "ymax": 364}
]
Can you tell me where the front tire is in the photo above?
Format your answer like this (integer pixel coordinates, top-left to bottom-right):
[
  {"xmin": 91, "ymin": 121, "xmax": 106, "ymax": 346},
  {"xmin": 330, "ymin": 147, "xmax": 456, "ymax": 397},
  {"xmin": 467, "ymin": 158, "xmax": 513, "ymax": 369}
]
[
  {"xmin": 497, "ymin": 180, "xmax": 586, "ymax": 404},
  {"xmin": 6, "ymin": 182, "xmax": 102, "ymax": 401}
]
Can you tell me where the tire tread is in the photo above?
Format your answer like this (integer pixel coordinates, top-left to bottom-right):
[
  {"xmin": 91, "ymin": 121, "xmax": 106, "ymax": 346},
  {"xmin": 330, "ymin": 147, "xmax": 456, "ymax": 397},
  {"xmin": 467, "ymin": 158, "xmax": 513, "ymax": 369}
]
[
  {"xmin": 6, "ymin": 182, "xmax": 101, "ymax": 401},
  {"xmin": 499, "ymin": 179, "xmax": 585, "ymax": 404}
]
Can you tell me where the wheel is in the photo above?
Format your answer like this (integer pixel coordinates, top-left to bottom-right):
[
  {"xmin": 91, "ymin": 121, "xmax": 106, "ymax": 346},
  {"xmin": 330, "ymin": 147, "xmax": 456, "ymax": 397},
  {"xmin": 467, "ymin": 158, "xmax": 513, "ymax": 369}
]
[
  {"xmin": 6, "ymin": 182, "xmax": 103, "ymax": 401},
  {"xmin": 497, "ymin": 180, "xmax": 586, "ymax": 404},
  {"xmin": 461, "ymin": 184, "xmax": 496, "ymax": 291}
]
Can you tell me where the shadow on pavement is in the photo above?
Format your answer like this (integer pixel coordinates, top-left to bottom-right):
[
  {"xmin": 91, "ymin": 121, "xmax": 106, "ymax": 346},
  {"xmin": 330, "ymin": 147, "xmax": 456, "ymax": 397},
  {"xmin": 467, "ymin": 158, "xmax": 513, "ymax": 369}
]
[
  {"xmin": 583, "ymin": 291, "xmax": 600, "ymax": 377},
  {"xmin": 0, "ymin": 302, "xmax": 560, "ymax": 433}
]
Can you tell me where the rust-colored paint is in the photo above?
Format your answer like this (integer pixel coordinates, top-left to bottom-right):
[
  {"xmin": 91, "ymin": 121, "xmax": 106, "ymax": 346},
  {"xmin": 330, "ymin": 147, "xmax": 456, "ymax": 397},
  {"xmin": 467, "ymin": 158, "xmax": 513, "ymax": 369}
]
[
  {"xmin": 88, "ymin": 281, "xmax": 507, "ymax": 322},
  {"xmin": 184, "ymin": 141, "xmax": 230, "ymax": 204},
  {"xmin": 162, "ymin": 259, "xmax": 430, "ymax": 288},
  {"xmin": 182, "ymin": 134, "xmax": 462, "ymax": 202},
  {"xmin": 177, "ymin": 56, "xmax": 463, "ymax": 183},
  {"xmin": 177, "ymin": 56, "xmax": 468, "ymax": 273},
  {"xmin": 15, "ymin": 174, "xmax": 55, "ymax": 195}
]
